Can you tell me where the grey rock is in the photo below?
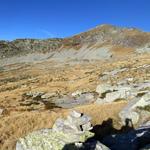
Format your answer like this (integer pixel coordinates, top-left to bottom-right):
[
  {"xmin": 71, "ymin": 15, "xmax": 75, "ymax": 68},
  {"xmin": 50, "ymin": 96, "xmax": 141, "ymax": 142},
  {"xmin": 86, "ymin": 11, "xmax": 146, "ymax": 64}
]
[
  {"xmin": 0, "ymin": 108, "xmax": 4, "ymax": 115},
  {"xmin": 119, "ymin": 110, "xmax": 140, "ymax": 125},
  {"xmin": 70, "ymin": 110, "xmax": 82, "ymax": 118},
  {"xmin": 100, "ymin": 68, "xmax": 128, "ymax": 81},
  {"xmin": 95, "ymin": 84, "xmax": 132, "ymax": 103},
  {"xmin": 52, "ymin": 111, "xmax": 92, "ymax": 134},
  {"xmin": 140, "ymin": 121, "xmax": 150, "ymax": 128},
  {"xmin": 81, "ymin": 122, "xmax": 93, "ymax": 131},
  {"xmin": 104, "ymin": 88, "xmax": 130, "ymax": 103},
  {"xmin": 105, "ymin": 91, "xmax": 122, "ymax": 102},
  {"xmin": 72, "ymin": 90, "xmax": 83, "ymax": 97},
  {"xmin": 26, "ymin": 91, "xmax": 45, "ymax": 99},
  {"xmin": 135, "ymin": 82, "xmax": 150, "ymax": 91},
  {"xmin": 119, "ymin": 93, "xmax": 150, "ymax": 125},
  {"xmin": 96, "ymin": 83, "xmax": 114, "ymax": 95},
  {"xmin": 41, "ymin": 92, "xmax": 56, "ymax": 99},
  {"xmin": 133, "ymin": 93, "xmax": 150, "ymax": 108},
  {"xmin": 55, "ymin": 93, "xmax": 95, "ymax": 108},
  {"xmin": 95, "ymin": 98, "xmax": 106, "ymax": 104}
]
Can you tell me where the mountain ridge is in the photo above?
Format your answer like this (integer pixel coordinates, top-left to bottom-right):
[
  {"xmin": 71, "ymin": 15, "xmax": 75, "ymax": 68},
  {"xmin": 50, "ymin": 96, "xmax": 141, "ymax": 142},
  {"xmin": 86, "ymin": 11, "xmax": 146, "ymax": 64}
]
[{"xmin": 0, "ymin": 24, "xmax": 150, "ymax": 59}]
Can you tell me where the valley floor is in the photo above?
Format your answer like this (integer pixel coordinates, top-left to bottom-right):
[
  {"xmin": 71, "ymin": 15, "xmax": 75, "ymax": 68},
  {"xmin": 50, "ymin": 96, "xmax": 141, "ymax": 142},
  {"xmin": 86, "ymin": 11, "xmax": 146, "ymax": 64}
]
[{"xmin": 0, "ymin": 53, "xmax": 149, "ymax": 150}]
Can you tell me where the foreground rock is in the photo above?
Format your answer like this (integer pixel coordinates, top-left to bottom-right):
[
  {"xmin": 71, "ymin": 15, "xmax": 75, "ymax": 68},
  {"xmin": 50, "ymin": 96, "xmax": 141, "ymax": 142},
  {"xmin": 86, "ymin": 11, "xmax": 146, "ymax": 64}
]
[{"xmin": 16, "ymin": 111, "xmax": 109, "ymax": 150}]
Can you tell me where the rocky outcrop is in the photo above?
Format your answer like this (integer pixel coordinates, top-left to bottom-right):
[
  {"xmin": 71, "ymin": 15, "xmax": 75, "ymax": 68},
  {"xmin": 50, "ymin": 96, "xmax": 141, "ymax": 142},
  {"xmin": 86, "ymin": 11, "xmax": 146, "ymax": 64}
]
[
  {"xmin": 95, "ymin": 83, "xmax": 132, "ymax": 104},
  {"xmin": 95, "ymin": 79, "xmax": 150, "ymax": 125},
  {"xmin": 119, "ymin": 93, "xmax": 150, "ymax": 125}
]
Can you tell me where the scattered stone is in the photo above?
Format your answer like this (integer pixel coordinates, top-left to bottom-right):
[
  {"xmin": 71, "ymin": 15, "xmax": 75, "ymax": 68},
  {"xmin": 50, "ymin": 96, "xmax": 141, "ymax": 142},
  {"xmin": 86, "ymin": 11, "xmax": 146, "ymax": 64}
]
[
  {"xmin": 41, "ymin": 92, "xmax": 56, "ymax": 99},
  {"xmin": 126, "ymin": 78, "xmax": 134, "ymax": 82},
  {"xmin": 25, "ymin": 91, "xmax": 45, "ymax": 99},
  {"xmin": 0, "ymin": 108, "xmax": 4, "ymax": 115},
  {"xmin": 100, "ymin": 68, "xmax": 128, "ymax": 80},
  {"xmin": 72, "ymin": 90, "xmax": 83, "ymax": 97}
]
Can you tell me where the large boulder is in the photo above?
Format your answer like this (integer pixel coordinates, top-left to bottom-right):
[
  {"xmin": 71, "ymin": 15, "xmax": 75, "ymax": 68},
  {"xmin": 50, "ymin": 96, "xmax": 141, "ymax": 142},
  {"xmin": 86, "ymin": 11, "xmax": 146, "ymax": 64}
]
[
  {"xmin": 54, "ymin": 93, "xmax": 95, "ymax": 108},
  {"xmin": 104, "ymin": 86, "xmax": 131, "ymax": 103},
  {"xmin": 119, "ymin": 93, "xmax": 150, "ymax": 125},
  {"xmin": 95, "ymin": 83, "xmax": 132, "ymax": 104},
  {"xmin": 96, "ymin": 83, "xmax": 114, "ymax": 96},
  {"xmin": 119, "ymin": 110, "xmax": 140, "ymax": 125}
]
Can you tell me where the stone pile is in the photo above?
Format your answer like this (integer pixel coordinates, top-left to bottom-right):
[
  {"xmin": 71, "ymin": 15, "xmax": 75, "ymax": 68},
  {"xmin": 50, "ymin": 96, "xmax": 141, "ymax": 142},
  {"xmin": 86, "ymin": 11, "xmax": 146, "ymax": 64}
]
[{"xmin": 16, "ymin": 111, "xmax": 109, "ymax": 150}]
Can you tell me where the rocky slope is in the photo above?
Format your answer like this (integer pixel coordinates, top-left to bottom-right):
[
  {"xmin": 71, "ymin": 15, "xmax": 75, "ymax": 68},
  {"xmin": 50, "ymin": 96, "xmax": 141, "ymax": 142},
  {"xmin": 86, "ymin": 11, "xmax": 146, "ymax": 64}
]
[{"xmin": 0, "ymin": 24, "xmax": 150, "ymax": 61}]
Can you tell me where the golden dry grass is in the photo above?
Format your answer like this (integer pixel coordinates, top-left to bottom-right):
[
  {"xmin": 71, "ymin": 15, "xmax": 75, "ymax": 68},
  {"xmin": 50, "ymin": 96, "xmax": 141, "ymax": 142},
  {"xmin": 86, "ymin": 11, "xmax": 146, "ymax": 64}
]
[{"xmin": 111, "ymin": 46, "xmax": 134, "ymax": 56}]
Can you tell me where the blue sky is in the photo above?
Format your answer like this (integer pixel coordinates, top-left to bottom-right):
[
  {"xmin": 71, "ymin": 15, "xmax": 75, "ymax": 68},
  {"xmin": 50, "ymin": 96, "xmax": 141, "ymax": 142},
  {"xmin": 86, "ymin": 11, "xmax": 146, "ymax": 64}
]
[{"xmin": 0, "ymin": 0, "xmax": 150, "ymax": 40}]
